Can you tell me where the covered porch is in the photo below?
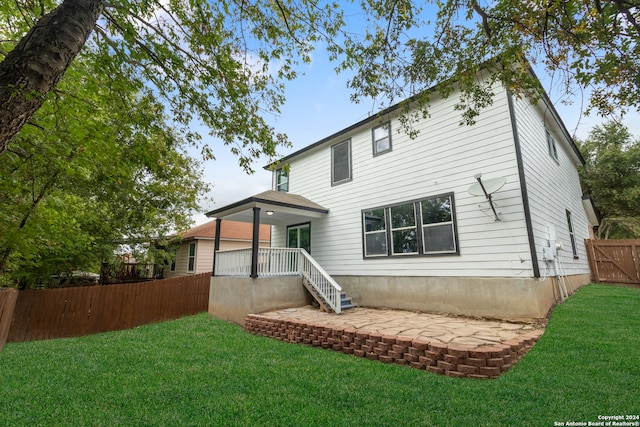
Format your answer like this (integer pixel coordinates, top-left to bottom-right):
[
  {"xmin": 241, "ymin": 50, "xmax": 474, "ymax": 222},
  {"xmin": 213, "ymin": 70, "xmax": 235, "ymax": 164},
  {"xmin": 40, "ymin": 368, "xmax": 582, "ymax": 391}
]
[{"xmin": 206, "ymin": 190, "xmax": 352, "ymax": 318}]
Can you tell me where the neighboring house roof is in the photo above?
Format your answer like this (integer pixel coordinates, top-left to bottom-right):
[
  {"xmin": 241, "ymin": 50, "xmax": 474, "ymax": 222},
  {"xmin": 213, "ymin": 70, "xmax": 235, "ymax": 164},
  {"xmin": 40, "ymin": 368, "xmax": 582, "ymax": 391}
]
[{"xmin": 181, "ymin": 220, "xmax": 271, "ymax": 242}]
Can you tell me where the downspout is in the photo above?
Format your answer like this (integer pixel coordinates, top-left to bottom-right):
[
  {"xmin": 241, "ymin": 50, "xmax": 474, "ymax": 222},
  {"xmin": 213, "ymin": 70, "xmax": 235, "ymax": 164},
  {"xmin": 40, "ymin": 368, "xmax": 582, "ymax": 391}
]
[
  {"xmin": 251, "ymin": 207, "xmax": 261, "ymax": 279},
  {"xmin": 506, "ymin": 91, "xmax": 541, "ymax": 278},
  {"xmin": 212, "ymin": 218, "xmax": 222, "ymax": 276}
]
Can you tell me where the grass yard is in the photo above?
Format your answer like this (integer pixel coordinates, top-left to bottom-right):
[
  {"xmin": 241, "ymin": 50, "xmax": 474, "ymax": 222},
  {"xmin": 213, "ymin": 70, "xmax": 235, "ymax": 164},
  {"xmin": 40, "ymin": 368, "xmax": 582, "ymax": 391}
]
[{"xmin": 1, "ymin": 284, "xmax": 638, "ymax": 426}]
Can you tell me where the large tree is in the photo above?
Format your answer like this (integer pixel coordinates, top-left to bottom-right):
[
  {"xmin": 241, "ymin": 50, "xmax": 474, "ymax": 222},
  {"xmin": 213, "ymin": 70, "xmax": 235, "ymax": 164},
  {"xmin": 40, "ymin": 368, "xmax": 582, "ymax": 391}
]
[
  {"xmin": 2, "ymin": 1, "xmax": 640, "ymax": 160},
  {"xmin": 0, "ymin": 0, "xmax": 343, "ymax": 167},
  {"xmin": 335, "ymin": 0, "xmax": 639, "ymax": 128},
  {"xmin": 0, "ymin": 34, "xmax": 209, "ymax": 287},
  {"xmin": 577, "ymin": 121, "xmax": 640, "ymax": 239}
]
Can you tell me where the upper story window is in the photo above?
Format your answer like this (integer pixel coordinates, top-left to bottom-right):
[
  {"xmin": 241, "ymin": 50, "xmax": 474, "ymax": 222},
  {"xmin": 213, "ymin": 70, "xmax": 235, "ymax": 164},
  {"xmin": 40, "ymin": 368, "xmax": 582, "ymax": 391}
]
[
  {"xmin": 362, "ymin": 193, "xmax": 458, "ymax": 258},
  {"xmin": 187, "ymin": 242, "xmax": 196, "ymax": 272},
  {"xmin": 276, "ymin": 168, "xmax": 289, "ymax": 192},
  {"xmin": 372, "ymin": 122, "xmax": 392, "ymax": 156},
  {"xmin": 546, "ymin": 129, "xmax": 559, "ymax": 163},
  {"xmin": 331, "ymin": 139, "xmax": 352, "ymax": 186}
]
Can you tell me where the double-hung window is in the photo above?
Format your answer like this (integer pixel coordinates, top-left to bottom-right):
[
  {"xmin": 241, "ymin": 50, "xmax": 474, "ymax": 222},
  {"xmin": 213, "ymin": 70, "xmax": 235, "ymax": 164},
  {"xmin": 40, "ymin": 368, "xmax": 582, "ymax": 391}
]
[
  {"xmin": 276, "ymin": 168, "xmax": 289, "ymax": 192},
  {"xmin": 331, "ymin": 139, "xmax": 352, "ymax": 185},
  {"xmin": 372, "ymin": 122, "xmax": 392, "ymax": 156},
  {"xmin": 390, "ymin": 203, "xmax": 418, "ymax": 255},
  {"xmin": 362, "ymin": 193, "xmax": 458, "ymax": 258},
  {"xmin": 546, "ymin": 129, "xmax": 559, "ymax": 162},
  {"xmin": 363, "ymin": 208, "xmax": 388, "ymax": 257},
  {"xmin": 421, "ymin": 195, "xmax": 456, "ymax": 253},
  {"xmin": 566, "ymin": 210, "xmax": 578, "ymax": 258},
  {"xmin": 187, "ymin": 242, "xmax": 196, "ymax": 272}
]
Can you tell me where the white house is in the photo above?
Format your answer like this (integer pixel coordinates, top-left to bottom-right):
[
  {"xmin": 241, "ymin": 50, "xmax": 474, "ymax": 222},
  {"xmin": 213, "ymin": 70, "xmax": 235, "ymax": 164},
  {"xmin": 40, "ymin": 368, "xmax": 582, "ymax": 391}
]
[{"xmin": 206, "ymin": 69, "xmax": 598, "ymax": 322}]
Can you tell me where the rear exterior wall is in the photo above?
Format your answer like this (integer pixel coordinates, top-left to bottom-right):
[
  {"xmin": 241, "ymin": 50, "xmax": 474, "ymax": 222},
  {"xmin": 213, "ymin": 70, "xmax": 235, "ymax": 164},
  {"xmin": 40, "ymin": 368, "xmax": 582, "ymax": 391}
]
[{"xmin": 272, "ymin": 83, "xmax": 536, "ymax": 279}]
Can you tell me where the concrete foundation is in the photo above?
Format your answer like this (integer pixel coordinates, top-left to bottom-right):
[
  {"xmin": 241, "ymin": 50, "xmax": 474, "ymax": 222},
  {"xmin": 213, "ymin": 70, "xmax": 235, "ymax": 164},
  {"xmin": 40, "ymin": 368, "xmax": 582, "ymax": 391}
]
[
  {"xmin": 334, "ymin": 274, "xmax": 591, "ymax": 319},
  {"xmin": 209, "ymin": 276, "xmax": 310, "ymax": 325},
  {"xmin": 210, "ymin": 273, "xmax": 591, "ymax": 324}
]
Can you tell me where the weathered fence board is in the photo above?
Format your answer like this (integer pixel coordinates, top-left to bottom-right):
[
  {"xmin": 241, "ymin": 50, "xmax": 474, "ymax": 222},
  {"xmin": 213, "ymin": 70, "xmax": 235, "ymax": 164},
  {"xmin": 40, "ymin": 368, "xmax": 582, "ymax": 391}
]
[
  {"xmin": 6, "ymin": 272, "xmax": 211, "ymax": 343},
  {"xmin": 0, "ymin": 289, "xmax": 18, "ymax": 351},
  {"xmin": 585, "ymin": 239, "xmax": 640, "ymax": 285}
]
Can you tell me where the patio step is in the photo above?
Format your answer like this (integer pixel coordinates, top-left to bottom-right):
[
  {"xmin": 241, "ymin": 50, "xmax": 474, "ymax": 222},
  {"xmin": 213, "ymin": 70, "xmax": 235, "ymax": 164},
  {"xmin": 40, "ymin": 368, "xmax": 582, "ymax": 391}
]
[{"xmin": 340, "ymin": 293, "xmax": 357, "ymax": 310}]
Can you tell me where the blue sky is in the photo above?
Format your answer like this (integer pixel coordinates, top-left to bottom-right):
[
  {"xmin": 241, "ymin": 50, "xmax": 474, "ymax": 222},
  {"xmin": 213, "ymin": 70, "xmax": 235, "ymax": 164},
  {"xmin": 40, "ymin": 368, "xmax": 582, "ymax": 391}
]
[{"xmin": 190, "ymin": 46, "xmax": 640, "ymax": 227}]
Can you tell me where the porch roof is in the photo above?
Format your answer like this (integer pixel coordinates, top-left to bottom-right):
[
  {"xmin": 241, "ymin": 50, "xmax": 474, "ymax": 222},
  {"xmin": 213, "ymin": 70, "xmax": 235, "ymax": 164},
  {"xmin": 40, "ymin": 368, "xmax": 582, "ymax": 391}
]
[{"xmin": 205, "ymin": 190, "xmax": 329, "ymax": 226}]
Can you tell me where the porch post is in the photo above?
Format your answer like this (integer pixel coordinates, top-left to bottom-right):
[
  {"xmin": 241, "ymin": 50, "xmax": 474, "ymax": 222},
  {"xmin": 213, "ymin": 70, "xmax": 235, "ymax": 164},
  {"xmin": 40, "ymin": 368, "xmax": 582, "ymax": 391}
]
[
  {"xmin": 212, "ymin": 218, "xmax": 222, "ymax": 276},
  {"xmin": 251, "ymin": 207, "xmax": 261, "ymax": 279}
]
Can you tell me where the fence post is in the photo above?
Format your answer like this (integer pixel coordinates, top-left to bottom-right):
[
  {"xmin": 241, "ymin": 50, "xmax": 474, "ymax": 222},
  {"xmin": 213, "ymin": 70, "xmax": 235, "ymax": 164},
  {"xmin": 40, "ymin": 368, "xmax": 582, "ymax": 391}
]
[{"xmin": 0, "ymin": 288, "xmax": 18, "ymax": 352}]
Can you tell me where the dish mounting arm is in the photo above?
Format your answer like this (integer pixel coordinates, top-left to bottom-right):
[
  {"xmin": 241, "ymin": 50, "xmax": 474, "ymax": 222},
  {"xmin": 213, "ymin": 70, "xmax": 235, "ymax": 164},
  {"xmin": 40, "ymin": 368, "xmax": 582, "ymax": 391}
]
[{"xmin": 474, "ymin": 174, "xmax": 501, "ymax": 221}]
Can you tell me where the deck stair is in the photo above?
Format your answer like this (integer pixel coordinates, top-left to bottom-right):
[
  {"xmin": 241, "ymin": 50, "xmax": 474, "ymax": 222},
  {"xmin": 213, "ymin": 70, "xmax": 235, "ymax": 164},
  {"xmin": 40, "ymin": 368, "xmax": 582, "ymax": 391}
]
[
  {"xmin": 302, "ymin": 278, "xmax": 356, "ymax": 313},
  {"xmin": 214, "ymin": 246, "xmax": 351, "ymax": 313}
]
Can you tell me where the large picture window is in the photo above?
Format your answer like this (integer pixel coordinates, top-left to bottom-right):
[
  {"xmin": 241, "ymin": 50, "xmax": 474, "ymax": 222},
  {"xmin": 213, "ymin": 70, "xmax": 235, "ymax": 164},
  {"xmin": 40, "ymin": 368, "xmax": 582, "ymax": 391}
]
[
  {"xmin": 372, "ymin": 122, "xmax": 392, "ymax": 156},
  {"xmin": 362, "ymin": 193, "xmax": 458, "ymax": 258},
  {"xmin": 331, "ymin": 139, "xmax": 352, "ymax": 185}
]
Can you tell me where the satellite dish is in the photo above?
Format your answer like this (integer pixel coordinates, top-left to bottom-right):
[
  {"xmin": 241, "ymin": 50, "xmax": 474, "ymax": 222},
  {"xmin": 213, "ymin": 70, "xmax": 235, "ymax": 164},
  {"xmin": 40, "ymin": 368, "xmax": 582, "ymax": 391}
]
[
  {"xmin": 467, "ymin": 175, "xmax": 506, "ymax": 221},
  {"xmin": 467, "ymin": 177, "xmax": 506, "ymax": 196}
]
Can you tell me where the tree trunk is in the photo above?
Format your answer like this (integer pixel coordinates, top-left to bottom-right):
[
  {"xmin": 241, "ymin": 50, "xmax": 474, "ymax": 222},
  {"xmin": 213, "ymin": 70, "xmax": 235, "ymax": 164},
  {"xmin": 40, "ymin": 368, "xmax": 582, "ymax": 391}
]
[{"xmin": 0, "ymin": 0, "xmax": 104, "ymax": 155}]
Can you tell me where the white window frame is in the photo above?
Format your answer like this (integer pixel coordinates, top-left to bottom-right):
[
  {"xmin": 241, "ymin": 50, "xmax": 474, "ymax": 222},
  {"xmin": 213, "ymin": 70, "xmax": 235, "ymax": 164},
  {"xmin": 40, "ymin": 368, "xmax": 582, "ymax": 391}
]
[
  {"xmin": 331, "ymin": 139, "xmax": 352, "ymax": 186},
  {"xmin": 187, "ymin": 242, "xmax": 196, "ymax": 272}
]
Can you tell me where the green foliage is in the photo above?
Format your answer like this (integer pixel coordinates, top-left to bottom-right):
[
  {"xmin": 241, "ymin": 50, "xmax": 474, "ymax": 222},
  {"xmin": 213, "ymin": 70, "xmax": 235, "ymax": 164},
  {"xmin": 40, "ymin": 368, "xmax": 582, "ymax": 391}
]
[
  {"xmin": 0, "ymin": 284, "xmax": 638, "ymax": 425},
  {"xmin": 0, "ymin": 43, "xmax": 209, "ymax": 287},
  {"xmin": 577, "ymin": 121, "xmax": 640, "ymax": 238},
  {"xmin": 0, "ymin": 0, "xmax": 350, "ymax": 286},
  {"xmin": 333, "ymin": 0, "xmax": 639, "ymax": 129}
]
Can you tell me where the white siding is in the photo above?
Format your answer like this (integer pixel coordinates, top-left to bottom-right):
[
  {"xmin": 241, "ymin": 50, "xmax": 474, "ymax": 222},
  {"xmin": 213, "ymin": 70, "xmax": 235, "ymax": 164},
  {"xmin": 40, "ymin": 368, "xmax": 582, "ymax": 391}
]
[
  {"xmin": 273, "ymin": 83, "xmax": 537, "ymax": 278},
  {"xmin": 512, "ymin": 96, "xmax": 591, "ymax": 276}
]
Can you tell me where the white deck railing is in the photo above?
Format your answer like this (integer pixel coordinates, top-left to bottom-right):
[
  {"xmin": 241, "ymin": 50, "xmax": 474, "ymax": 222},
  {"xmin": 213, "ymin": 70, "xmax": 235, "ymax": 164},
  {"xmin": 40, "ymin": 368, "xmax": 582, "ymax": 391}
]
[
  {"xmin": 298, "ymin": 249, "xmax": 343, "ymax": 314},
  {"xmin": 214, "ymin": 247, "xmax": 343, "ymax": 313}
]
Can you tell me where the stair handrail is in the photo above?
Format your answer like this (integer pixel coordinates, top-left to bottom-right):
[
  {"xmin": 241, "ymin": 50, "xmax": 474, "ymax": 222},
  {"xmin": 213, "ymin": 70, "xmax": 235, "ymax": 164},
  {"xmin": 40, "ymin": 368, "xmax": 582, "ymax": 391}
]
[{"xmin": 297, "ymin": 248, "xmax": 342, "ymax": 314}]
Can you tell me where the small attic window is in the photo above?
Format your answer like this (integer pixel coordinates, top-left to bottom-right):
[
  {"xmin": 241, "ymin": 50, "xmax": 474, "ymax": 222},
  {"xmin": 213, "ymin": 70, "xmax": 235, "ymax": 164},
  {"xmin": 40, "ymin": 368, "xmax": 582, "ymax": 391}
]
[
  {"xmin": 546, "ymin": 129, "xmax": 559, "ymax": 163},
  {"xmin": 276, "ymin": 168, "xmax": 289, "ymax": 192}
]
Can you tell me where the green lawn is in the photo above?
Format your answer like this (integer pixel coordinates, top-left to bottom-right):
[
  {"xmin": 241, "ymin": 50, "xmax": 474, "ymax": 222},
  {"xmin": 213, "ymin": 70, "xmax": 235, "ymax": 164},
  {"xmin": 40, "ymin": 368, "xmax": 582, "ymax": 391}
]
[{"xmin": 1, "ymin": 284, "xmax": 638, "ymax": 426}]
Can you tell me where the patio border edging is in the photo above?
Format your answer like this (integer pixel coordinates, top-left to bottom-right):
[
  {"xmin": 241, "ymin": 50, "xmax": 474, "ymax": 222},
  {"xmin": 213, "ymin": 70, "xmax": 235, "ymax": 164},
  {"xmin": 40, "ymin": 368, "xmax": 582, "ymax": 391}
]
[{"xmin": 243, "ymin": 314, "xmax": 542, "ymax": 379}]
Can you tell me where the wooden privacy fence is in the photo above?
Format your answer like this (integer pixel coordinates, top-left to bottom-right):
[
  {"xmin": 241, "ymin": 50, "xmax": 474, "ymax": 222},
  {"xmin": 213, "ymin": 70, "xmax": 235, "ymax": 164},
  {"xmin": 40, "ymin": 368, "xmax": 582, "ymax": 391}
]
[
  {"xmin": 585, "ymin": 239, "xmax": 640, "ymax": 285},
  {"xmin": 5, "ymin": 272, "xmax": 211, "ymax": 344}
]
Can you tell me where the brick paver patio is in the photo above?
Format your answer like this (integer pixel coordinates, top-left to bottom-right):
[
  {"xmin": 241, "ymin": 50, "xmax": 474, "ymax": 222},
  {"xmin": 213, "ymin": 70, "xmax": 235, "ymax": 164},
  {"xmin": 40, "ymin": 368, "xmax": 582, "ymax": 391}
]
[{"xmin": 244, "ymin": 306, "xmax": 546, "ymax": 379}]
